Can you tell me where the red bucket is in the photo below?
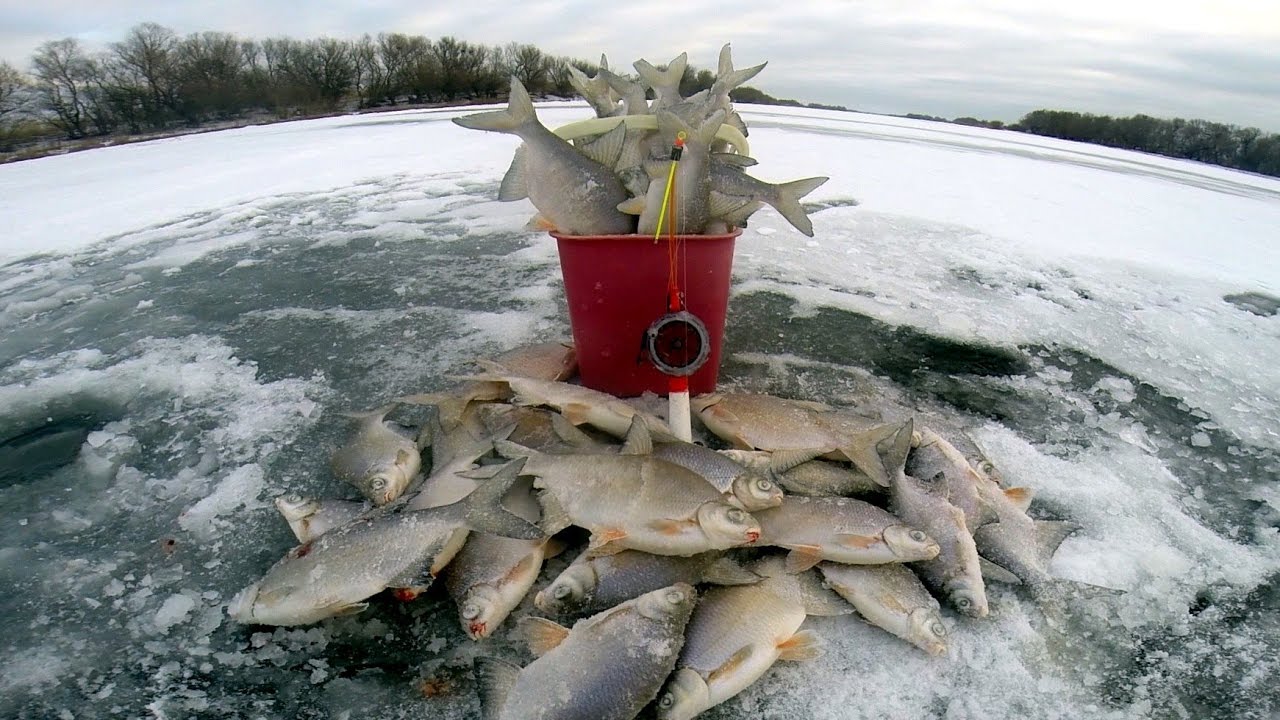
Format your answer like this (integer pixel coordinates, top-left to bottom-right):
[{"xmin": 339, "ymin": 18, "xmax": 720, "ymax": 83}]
[{"xmin": 551, "ymin": 230, "xmax": 740, "ymax": 397}]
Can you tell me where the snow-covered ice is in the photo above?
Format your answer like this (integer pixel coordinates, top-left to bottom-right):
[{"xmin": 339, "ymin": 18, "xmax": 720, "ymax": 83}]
[{"xmin": 0, "ymin": 103, "xmax": 1277, "ymax": 719}]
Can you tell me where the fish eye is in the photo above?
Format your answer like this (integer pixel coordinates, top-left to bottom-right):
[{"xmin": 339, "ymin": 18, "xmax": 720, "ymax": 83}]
[
  {"xmin": 659, "ymin": 694, "xmax": 674, "ymax": 709},
  {"xmin": 285, "ymin": 493, "xmax": 303, "ymax": 503},
  {"xmin": 930, "ymin": 622, "xmax": 947, "ymax": 637},
  {"xmin": 665, "ymin": 589, "xmax": 684, "ymax": 604},
  {"xmin": 462, "ymin": 603, "xmax": 481, "ymax": 620},
  {"xmin": 909, "ymin": 530, "xmax": 927, "ymax": 542},
  {"xmin": 981, "ymin": 461, "xmax": 996, "ymax": 474},
  {"xmin": 955, "ymin": 596, "xmax": 971, "ymax": 609},
  {"xmin": 370, "ymin": 477, "xmax": 387, "ymax": 490},
  {"xmin": 553, "ymin": 584, "xmax": 573, "ymax": 599},
  {"xmin": 756, "ymin": 479, "xmax": 773, "ymax": 492},
  {"xmin": 726, "ymin": 508, "xmax": 745, "ymax": 523}
]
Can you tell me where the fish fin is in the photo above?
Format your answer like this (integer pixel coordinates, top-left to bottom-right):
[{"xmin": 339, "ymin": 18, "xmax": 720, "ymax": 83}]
[
  {"xmin": 835, "ymin": 420, "xmax": 907, "ymax": 488},
  {"xmin": 387, "ymin": 560, "xmax": 437, "ymax": 592},
  {"xmin": 255, "ymin": 585, "xmax": 300, "ymax": 606},
  {"xmin": 474, "ymin": 657, "xmax": 520, "ymax": 720},
  {"xmin": 707, "ymin": 645, "xmax": 754, "ymax": 683},
  {"xmin": 713, "ymin": 59, "xmax": 768, "ymax": 96},
  {"xmin": 708, "ymin": 190, "xmax": 752, "ymax": 219},
  {"xmin": 523, "ymin": 213, "xmax": 557, "ymax": 232},
  {"xmin": 784, "ymin": 546, "xmax": 825, "ymax": 574},
  {"xmin": 585, "ymin": 527, "xmax": 629, "ymax": 556},
  {"xmin": 493, "ymin": 439, "xmax": 537, "ymax": 460},
  {"xmin": 769, "ymin": 447, "xmax": 830, "ymax": 474},
  {"xmin": 796, "ymin": 572, "xmax": 856, "ymax": 617},
  {"xmin": 619, "ymin": 416, "xmax": 653, "ymax": 455},
  {"xmin": 498, "ymin": 146, "xmax": 530, "ymax": 201},
  {"xmin": 700, "ymin": 556, "xmax": 763, "ymax": 586},
  {"xmin": 452, "ymin": 78, "xmax": 536, "ymax": 134},
  {"xmin": 536, "ymin": 491, "xmax": 573, "ymax": 535},
  {"xmin": 549, "ymin": 412, "xmax": 597, "ymax": 448},
  {"xmin": 326, "ymin": 600, "xmax": 370, "ymax": 617},
  {"xmin": 560, "ymin": 402, "xmax": 594, "ymax": 426},
  {"xmin": 711, "ymin": 151, "xmax": 758, "ymax": 168},
  {"xmin": 576, "ymin": 120, "xmax": 626, "ymax": 168},
  {"xmin": 517, "ymin": 616, "xmax": 570, "ymax": 657},
  {"xmin": 616, "ymin": 195, "xmax": 647, "ymax": 215},
  {"xmin": 692, "ymin": 109, "xmax": 727, "ymax": 145},
  {"xmin": 835, "ymin": 533, "xmax": 881, "ymax": 549},
  {"xmin": 1004, "ymin": 487, "xmax": 1035, "ymax": 513},
  {"xmin": 633, "ymin": 53, "xmax": 688, "ymax": 97},
  {"xmin": 979, "ymin": 556, "xmax": 1023, "ymax": 586},
  {"xmin": 456, "ymin": 459, "xmax": 543, "ymax": 540},
  {"xmin": 541, "ymin": 536, "xmax": 570, "ymax": 559},
  {"xmin": 777, "ymin": 629, "xmax": 823, "ymax": 661},
  {"xmin": 648, "ymin": 518, "xmax": 696, "ymax": 536},
  {"xmin": 768, "ymin": 176, "xmax": 828, "ymax": 237},
  {"xmin": 1034, "ymin": 520, "xmax": 1082, "ymax": 566}
]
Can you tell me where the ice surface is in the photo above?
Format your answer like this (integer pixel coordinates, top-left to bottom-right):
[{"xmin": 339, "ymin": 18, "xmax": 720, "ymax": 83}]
[{"xmin": 0, "ymin": 103, "xmax": 1277, "ymax": 719}]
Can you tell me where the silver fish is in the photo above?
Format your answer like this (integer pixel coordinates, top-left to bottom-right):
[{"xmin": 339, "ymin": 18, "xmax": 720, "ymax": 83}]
[
  {"xmin": 818, "ymin": 561, "xmax": 948, "ymax": 656},
  {"xmin": 709, "ymin": 163, "xmax": 828, "ymax": 236},
  {"xmin": 568, "ymin": 55, "xmax": 620, "ymax": 118},
  {"xmin": 535, "ymin": 548, "xmax": 759, "ymax": 618},
  {"xmin": 634, "ymin": 109, "xmax": 725, "ymax": 236},
  {"xmin": 653, "ymin": 441, "xmax": 784, "ymax": 512},
  {"xmin": 498, "ymin": 436, "xmax": 761, "ymax": 557},
  {"xmin": 474, "ymin": 583, "xmax": 696, "ymax": 720},
  {"xmin": 886, "ymin": 421, "xmax": 989, "ymax": 618},
  {"xmin": 755, "ymin": 495, "xmax": 940, "ymax": 573},
  {"xmin": 273, "ymin": 494, "xmax": 367, "ymax": 544},
  {"xmin": 720, "ymin": 448, "xmax": 884, "ymax": 498},
  {"xmin": 452, "ymin": 78, "xmax": 634, "ymax": 235},
  {"xmin": 906, "ymin": 426, "xmax": 995, "ymax": 531},
  {"xmin": 329, "ymin": 404, "xmax": 423, "ymax": 506},
  {"xmin": 445, "ymin": 533, "xmax": 551, "ymax": 640},
  {"xmin": 692, "ymin": 392, "xmax": 906, "ymax": 488},
  {"xmin": 655, "ymin": 556, "xmax": 851, "ymax": 720},
  {"xmin": 227, "ymin": 460, "xmax": 541, "ymax": 626},
  {"xmin": 633, "ymin": 52, "xmax": 689, "ymax": 110}
]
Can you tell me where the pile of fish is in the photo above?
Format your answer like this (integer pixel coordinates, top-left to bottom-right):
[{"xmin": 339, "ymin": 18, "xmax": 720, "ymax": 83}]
[
  {"xmin": 452, "ymin": 45, "xmax": 830, "ymax": 237},
  {"xmin": 228, "ymin": 342, "xmax": 1112, "ymax": 719}
]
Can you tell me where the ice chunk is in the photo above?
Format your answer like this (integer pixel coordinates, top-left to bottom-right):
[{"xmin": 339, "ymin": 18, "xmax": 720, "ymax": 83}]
[
  {"xmin": 1190, "ymin": 432, "xmax": 1212, "ymax": 447},
  {"xmin": 178, "ymin": 464, "xmax": 267, "ymax": 540},
  {"xmin": 154, "ymin": 593, "xmax": 196, "ymax": 634}
]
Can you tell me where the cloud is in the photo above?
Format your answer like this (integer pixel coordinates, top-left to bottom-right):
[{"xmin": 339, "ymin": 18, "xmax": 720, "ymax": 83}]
[{"xmin": 1, "ymin": 0, "xmax": 1277, "ymax": 131}]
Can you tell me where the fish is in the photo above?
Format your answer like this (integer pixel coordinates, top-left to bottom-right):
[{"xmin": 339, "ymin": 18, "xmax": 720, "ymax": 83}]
[
  {"xmin": 654, "ymin": 556, "xmax": 851, "ymax": 720},
  {"xmin": 906, "ymin": 426, "xmax": 997, "ymax": 531},
  {"xmin": 817, "ymin": 562, "xmax": 948, "ymax": 656},
  {"xmin": 885, "ymin": 420, "xmax": 989, "ymax": 618},
  {"xmin": 496, "ymin": 421, "xmax": 761, "ymax": 556},
  {"xmin": 453, "ymin": 362, "xmax": 677, "ymax": 441},
  {"xmin": 444, "ymin": 471, "xmax": 550, "ymax": 640},
  {"xmin": 568, "ymin": 55, "xmax": 620, "ymax": 118},
  {"xmin": 719, "ymin": 448, "xmax": 884, "ymax": 498},
  {"xmin": 329, "ymin": 404, "xmax": 424, "ymax": 506},
  {"xmin": 708, "ymin": 162, "xmax": 828, "ymax": 236},
  {"xmin": 473, "ymin": 403, "xmax": 608, "ymax": 454},
  {"xmin": 634, "ymin": 52, "xmax": 689, "ymax": 111},
  {"xmin": 652, "ymin": 441, "xmax": 784, "ymax": 512},
  {"xmin": 535, "ymin": 548, "xmax": 760, "ymax": 618},
  {"xmin": 273, "ymin": 494, "xmax": 368, "ymax": 544},
  {"xmin": 452, "ymin": 78, "xmax": 634, "ymax": 235},
  {"xmin": 754, "ymin": 495, "xmax": 940, "ymax": 572},
  {"xmin": 474, "ymin": 583, "xmax": 696, "ymax": 720},
  {"xmin": 692, "ymin": 392, "xmax": 910, "ymax": 488},
  {"xmin": 227, "ymin": 460, "xmax": 541, "ymax": 626},
  {"xmin": 399, "ymin": 342, "xmax": 577, "ymax": 432},
  {"xmin": 634, "ymin": 109, "xmax": 725, "ymax": 236}
]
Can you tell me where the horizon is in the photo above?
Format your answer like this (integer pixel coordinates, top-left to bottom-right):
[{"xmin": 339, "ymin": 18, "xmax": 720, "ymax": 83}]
[{"xmin": 2, "ymin": 2, "xmax": 1278, "ymax": 133}]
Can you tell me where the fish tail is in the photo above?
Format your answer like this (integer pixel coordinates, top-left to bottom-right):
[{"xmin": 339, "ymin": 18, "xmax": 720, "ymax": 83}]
[
  {"xmin": 474, "ymin": 657, "xmax": 520, "ymax": 720},
  {"xmin": 452, "ymin": 78, "xmax": 537, "ymax": 134},
  {"xmin": 460, "ymin": 458, "xmax": 545, "ymax": 540},
  {"xmin": 769, "ymin": 176, "xmax": 829, "ymax": 237},
  {"xmin": 634, "ymin": 53, "xmax": 687, "ymax": 95},
  {"xmin": 1029, "ymin": 577, "xmax": 1125, "ymax": 630}
]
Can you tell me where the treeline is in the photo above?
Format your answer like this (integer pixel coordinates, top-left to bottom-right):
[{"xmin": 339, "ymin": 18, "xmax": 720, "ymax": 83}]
[
  {"xmin": 1012, "ymin": 110, "xmax": 1280, "ymax": 177},
  {"xmin": 0, "ymin": 23, "xmax": 596, "ymax": 150}
]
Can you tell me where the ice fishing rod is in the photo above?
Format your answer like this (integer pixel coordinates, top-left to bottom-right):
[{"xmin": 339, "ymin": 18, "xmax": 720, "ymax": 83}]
[{"xmin": 647, "ymin": 130, "xmax": 711, "ymax": 442}]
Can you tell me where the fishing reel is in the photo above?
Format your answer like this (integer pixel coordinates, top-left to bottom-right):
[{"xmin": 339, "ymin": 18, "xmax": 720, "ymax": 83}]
[{"xmin": 645, "ymin": 310, "xmax": 711, "ymax": 377}]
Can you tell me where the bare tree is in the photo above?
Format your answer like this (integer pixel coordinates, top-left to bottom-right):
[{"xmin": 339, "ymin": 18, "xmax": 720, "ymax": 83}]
[
  {"xmin": 110, "ymin": 22, "xmax": 181, "ymax": 126},
  {"xmin": 178, "ymin": 31, "xmax": 250, "ymax": 119},
  {"xmin": 0, "ymin": 61, "xmax": 27, "ymax": 123},
  {"xmin": 31, "ymin": 38, "xmax": 101, "ymax": 137},
  {"xmin": 502, "ymin": 43, "xmax": 551, "ymax": 95}
]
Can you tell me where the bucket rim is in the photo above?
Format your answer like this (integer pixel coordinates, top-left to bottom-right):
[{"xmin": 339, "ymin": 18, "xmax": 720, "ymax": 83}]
[{"xmin": 549, "ymin": 228, "xmax": 742, "ymax": 242}]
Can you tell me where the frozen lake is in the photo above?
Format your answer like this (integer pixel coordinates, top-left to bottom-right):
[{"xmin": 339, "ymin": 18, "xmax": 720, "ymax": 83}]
[{"xmin": 1, "ymin": 103, "xmax": 1278, "ymax": 719}]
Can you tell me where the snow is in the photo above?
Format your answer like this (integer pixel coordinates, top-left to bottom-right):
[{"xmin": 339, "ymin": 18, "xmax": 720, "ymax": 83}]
[{"xmin": 0, "ymin": 101, "xmax": 1277, "ymax": 719}]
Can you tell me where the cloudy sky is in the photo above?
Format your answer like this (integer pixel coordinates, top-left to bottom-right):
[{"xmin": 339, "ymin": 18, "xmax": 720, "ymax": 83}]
[{"xmin": 3, "ymin": 0, "xmax": 1279, "ymax": 131}]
